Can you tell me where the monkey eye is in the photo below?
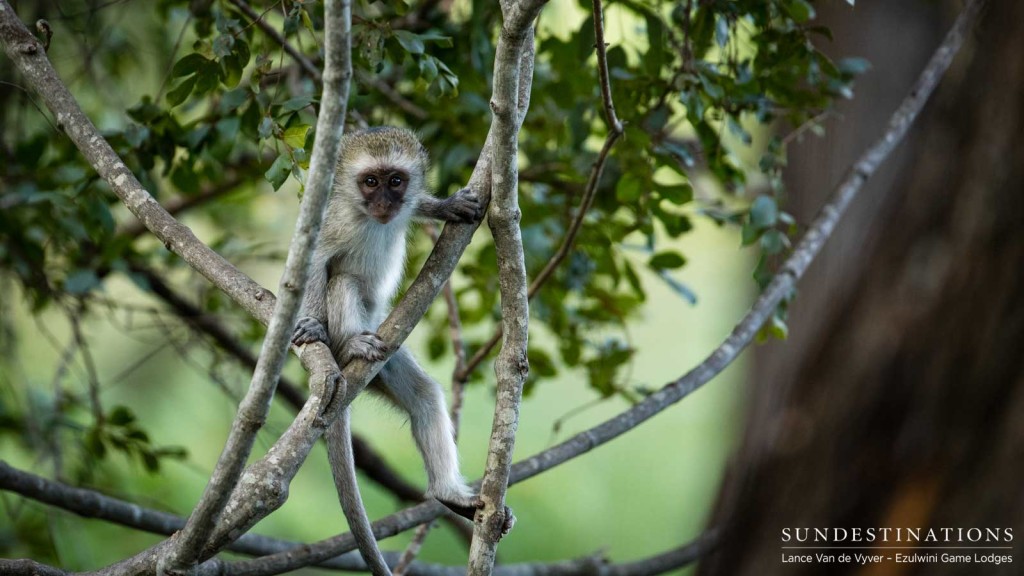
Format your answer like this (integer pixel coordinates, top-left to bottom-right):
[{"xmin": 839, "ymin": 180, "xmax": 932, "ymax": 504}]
[
  {"xmin": 363, "ymin": 176, "xmax": 379, "ymax": 188},
  {"xmin": 389, "ymin": 175, "xmax": 403, "ymax": 188}
]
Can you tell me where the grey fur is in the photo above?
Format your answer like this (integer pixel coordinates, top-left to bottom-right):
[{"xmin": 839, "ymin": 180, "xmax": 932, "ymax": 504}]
[{"xmin": 293, "ymin": 127, "xmax": 481, "ymax": 573}]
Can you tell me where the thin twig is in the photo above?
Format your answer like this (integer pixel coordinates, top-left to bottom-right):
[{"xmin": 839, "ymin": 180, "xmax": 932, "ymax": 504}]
[
  {"xmin": 118, "ymin": 171, "xmax": 248, "ymax": 239},
  {"xmin": 457, "ymin": 0, "xmax": 626, "ymax": 382},
  {"xmin": 228, "ymin": 0, "xmax": 321, "ymax": 82},
  {"xmin": 592, "ymin": 0, "xmax": 623, "ymax": 133},
  {"xmin": 781, "ymin": 109, "xmax": 836, "ymax": 147},
  {"xmin": 157, "ymin": 0, "xmax": 352, "ymax": 571},
  {"xmin": 68, "ymin": 303, "xmax": 103, "ymax": 425}
]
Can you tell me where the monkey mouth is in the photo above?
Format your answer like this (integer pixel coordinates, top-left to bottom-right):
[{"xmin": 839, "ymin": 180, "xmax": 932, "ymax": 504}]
[
  {"xmin": 367, "ymin": 206, "xmax": 397, "ymax": 224},
  {"xmin": 367, "ymin": 201, "xmax": 403, "ymax": 224}
]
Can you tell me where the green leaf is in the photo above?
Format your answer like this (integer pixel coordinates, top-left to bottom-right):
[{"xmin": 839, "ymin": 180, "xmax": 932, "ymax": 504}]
[
  {"xmin": 141, "ymin": 451, "xmax": 160, "ymax": 472},
  {"xmin": 108, "ymin": 406, "xmax": 135, "ymax": 426},
  {"xmin": 213, "ymin": 34, "xmax": 234, "ymax": 58},
  {"xmin": 85, "ymin": 427, "xmax": 107, "ymax": 459},
  {"xmin": 528, "ymin": 348, "xmax": 557, "ymax": 378},
  {"xmin": 221, "ymin": 55, "xmax": 243, "ymax": 88},
  {"xmin": 785, "ymin": 0, "xmax": 816, "ymax": 23},
  {"xmin": 258, "ymin": 116, "xmax": 275, "ymax": 139},
  {"xmin": 65, "ymin": 269, "xmax": 101, "ymax": 294},
  {"xmin": 749, "ymin": 195, "xmax": 779, "ymax": 229},
  {"xmin": 648, "ymin": 251, "xmax": 686, "ymax": 270},
  {"xmin": 657, "ymin": 183, "xmax": 693, "ymax": 205},
  {"xmin": 283, "ymin": 6, "xmax": 301, "ymax": 36},
  {"xmin": 760, "ymin": 229, "xmax": 786, "ymax": 255},
  {"xmin": 166, "ymin": 75, "xmax": 197, "ymax": 106},
  {"xmin": 657, "ymin": 271, "xmax": 697, "ymax": 305},
  {"xmin": 283, "ymin": 124, "xmax": 311, "ymax": 149},
  {"xmin": 265, "ymin": 154, "xmax": 292, "ymax": 191},
  {"xmin": 171, "ymin": 53, "xmax": 209, "ymax": 78},
  {"xmin": 394, "ymin": 30, "xmax": 425, "ymax": 54},
  {"xmin": 715, "ymin": 15, "xmax": 729, "ymax": 47},
  {"xmin": 219, "ymin": 88, "xmax": 249, "ymax": 114},
  {"xmin": 279, "ymin": 95, "xmax": 314, "ymax": 114},
  {"xmin": 616, "ymin": 175, "xmax": 644, "ymax": 202},
  {"xmin": 234, "ymin": 39, "xmax": 251, "ymax": 68}
]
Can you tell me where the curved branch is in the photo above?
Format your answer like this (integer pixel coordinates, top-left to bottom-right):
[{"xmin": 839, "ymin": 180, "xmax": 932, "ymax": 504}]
[
  {"xmin": 156, "ymin": 0, "xmax": 352, "ymax": 570},
  {"xmin": 466, "ymin": 0, "xmax": 546, "ymax": 569},
  {"xmin": 0, "ymin": 461, "xmax": 370, "ymax": 571}
]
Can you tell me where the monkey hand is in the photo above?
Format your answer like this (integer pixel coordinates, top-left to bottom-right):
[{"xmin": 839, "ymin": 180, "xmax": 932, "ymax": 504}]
[
  {"xmin": 292, "ymin": 316, "xmax": 328, "ymax": 346},
  {"xmin": 340, "ymin": 331, "xmax": 390, "ymax": 365},
  {"xmin": 437, "ymin": 188, "xmax": 484, "ymax": 223}
]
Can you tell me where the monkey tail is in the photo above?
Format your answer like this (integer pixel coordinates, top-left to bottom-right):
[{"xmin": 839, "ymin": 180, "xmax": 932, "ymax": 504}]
[{"xmin": 326, "ymin": 408, "xmax": 393, "ymax": 576}]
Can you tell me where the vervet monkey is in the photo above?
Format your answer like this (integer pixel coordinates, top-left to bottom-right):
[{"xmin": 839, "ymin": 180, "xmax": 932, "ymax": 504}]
[{"xmin": 292, "ymin": 127, "xmax": 485, "ymax": 571}]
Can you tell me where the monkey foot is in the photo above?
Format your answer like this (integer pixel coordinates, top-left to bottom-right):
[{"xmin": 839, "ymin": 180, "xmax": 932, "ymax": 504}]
[
  {"xmin": 437, "ymin": 497, "xmax": 480, "ymax": 522},
  {"xmin": 293, "ymin": 317, "xmax": 328, "ymax": 346},
  {"xmin": 340, "ymin": 332, "xmax": 389, "ymax": 364}
]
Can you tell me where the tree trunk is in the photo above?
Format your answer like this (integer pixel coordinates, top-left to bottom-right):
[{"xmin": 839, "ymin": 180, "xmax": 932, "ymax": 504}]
[{"xmin": 700, "ymin": 1, "xmax": 1024, "ymax": 574}]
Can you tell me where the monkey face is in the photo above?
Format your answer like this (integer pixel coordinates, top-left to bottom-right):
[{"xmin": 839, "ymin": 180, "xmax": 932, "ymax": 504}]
[{"xmin": 357, "ymin": 168, "xmax": 409, "ymax": 223}]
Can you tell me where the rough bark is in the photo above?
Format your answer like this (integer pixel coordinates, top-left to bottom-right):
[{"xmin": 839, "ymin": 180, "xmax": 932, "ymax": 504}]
[{"xmin": 700, "ymin": 1, "xmax": 1024, "ymax": 574}]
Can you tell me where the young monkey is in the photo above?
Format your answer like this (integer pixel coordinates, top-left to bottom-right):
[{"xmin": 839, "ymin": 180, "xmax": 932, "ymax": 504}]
[{"xmin": 292, "ymin": 127, "xmax": 483, "ymax": 519}]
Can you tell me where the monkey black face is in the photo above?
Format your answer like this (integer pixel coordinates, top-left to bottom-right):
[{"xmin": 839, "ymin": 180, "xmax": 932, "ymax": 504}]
[{"xmin": 358, "ymin": 168, "xmax": 409, "ymax": 223}]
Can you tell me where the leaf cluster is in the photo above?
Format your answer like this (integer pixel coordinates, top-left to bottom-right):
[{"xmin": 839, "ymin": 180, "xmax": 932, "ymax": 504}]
[{"xmin": 0, "ymin": 0, "xmax": 865, "ymax": 473}]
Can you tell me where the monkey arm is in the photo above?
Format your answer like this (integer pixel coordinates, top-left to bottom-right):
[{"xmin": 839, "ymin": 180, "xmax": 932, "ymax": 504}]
[
  {"xmin": 416, "ymin": 188, "xmax": 484, "ymax": 223},
  {"xmin": 292, "ymin": 251, "xmax": 330, "ymax": 345}
]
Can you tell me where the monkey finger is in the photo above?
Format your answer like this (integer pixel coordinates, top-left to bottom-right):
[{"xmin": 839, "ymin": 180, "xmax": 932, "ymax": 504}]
[
  {"xmin": 293, "ymin": 317, "xmax": 328, "ymax": 345},
  {"xmin": 501, "ymin": 505, "xmax": 516, "ymax": 536},
  {"xmin": 341, "ymin": 333, "xmax": 389, "ymax": 363}
]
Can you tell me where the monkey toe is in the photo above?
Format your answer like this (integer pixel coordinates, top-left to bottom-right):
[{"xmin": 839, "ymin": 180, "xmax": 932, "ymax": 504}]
[{"xmin": 501, "ymin": 505, "xmax": 516, "ymax": 536}]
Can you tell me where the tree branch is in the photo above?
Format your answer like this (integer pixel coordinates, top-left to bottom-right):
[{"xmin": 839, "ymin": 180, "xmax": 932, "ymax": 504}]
[
  {"xmin": 3, "ymin": 457, "xmax": 716, "ymax": 576},
  {"xmin": 0, "ymin": 461, "xmax": 371, "ymax": 571},
  {"xmin": 457, "ymin": 0, "xmax": 626, "ymax": 380},
  {"xmin": 467, "ymin": 0, "xmax": 546, "ymax": 569},
  {"xmin": 228, "ymin": 0, "xmax": 321, "ymax": 82},
  {"xmin": 156, "ymin": 0, "xmax": 352, "ymax": 570},
  {"xmin": 206, "ymin": 1, "xmax": 982, "ymax": 570},
  {"xmin": 117, "ymin": 170, "xmax": 249, "ymax": 240}
]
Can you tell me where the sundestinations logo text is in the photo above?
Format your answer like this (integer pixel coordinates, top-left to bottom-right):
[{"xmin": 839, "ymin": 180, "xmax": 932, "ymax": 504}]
[{"xmin": 779, "ymin": 528, "xmax": 1014, "ymax": 567}]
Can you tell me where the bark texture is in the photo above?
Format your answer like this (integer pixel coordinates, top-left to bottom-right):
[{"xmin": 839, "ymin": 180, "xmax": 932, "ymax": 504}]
[{"xmin": 701, "ymin": 1, "xmax": 1024, "ymax": 574}]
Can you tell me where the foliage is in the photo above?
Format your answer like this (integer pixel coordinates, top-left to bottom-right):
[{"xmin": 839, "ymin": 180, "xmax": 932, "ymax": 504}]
[{"xmin": 0, "ymin": 0, "xmax": 861, "ymax": 493}]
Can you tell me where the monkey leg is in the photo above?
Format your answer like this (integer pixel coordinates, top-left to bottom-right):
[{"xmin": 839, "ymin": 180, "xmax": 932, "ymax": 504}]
[{"xmin": 374, "ymin": 347, "xmax": 479, "ymax": 515}]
